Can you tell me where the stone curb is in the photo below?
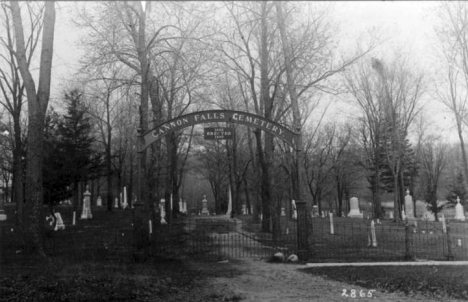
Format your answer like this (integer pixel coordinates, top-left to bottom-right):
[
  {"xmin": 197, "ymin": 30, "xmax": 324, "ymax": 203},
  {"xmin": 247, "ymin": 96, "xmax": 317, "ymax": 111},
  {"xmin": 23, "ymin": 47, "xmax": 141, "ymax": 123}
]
[{"xmin": 304, "ymin": 261, "xmax": 468, "ymax": 267}]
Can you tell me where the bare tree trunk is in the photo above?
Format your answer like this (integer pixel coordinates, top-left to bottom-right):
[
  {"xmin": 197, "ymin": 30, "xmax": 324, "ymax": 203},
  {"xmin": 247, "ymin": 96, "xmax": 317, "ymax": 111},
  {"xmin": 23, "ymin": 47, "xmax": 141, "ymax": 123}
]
[{"xmin": 11, "ymin": 1, "xmax": 55, "ymax": 256}]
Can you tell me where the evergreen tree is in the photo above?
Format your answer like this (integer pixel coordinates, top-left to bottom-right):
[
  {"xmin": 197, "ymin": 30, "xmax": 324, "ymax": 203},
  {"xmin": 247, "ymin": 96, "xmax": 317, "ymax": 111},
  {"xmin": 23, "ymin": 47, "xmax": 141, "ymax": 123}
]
[
  {"xmin": 43, "ymin": 107, "xmax": 70, "ymax": 206},
  {"xmin": 446, "ymin": 171, "xmax": 467, "ymax": 207},
  {"xmin": 57, "ymin": 89, "xmax": 99, "ymax": 206}
]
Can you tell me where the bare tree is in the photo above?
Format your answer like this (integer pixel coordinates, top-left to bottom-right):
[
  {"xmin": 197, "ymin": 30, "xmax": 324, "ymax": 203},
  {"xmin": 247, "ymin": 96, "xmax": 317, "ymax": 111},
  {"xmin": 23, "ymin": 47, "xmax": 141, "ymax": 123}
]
[
  {"xmin": 9, "ymin": 1, "xmax": 55, "ymax": 256},
  {"xmin": 419, "ymin": 139, "xmax": 448, "ymax": 221},
  {"xmin": 346, "ymin": 55, "xmax": 424, "ymax": 220},
  {"xmin": 371, "ymin": 56, "xmax": 425, "ymax": 221},
  {"xmin": 0, "ymin": 1, "xmax": 44, "ymax": 229},
  {"xmin": 433, "ymin": 1, "xmax": 468, "ymax": 188}
]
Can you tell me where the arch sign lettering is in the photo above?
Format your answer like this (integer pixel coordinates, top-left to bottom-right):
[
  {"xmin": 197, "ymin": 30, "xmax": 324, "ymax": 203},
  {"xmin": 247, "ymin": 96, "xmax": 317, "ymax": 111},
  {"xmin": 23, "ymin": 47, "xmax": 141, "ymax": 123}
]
[{"xmin": 139, "ymin": 110, "xmax": 297, "ymax": 150}]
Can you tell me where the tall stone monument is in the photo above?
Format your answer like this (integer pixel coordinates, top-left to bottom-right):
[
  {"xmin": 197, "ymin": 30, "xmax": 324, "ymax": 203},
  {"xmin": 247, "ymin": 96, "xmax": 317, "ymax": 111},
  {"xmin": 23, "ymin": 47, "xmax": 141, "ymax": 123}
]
[
  {"xmin": 292, "ymin": 200, "xmax": 297, "ymax": 220},
  {"xmin": 404, "ymin": 189, "xmax": 416, "ymax": 221},
  {"xmin": 160, "ymin": 199, "xmax": 167, "ymax": 224},
  {"xmin": 121, "ymin": 187, "xmax": 128, "ymax": 209},
  {"xmin": 348, "ymin": 197, "xmax": 363, "ymax": 218},
  {"xmin": 201, "ymin": 195, "xmax": 209, "ymax": 215},
  {"xmin": 226, "ymin": 186, "xmax": 232, "ymax": 216},
  {"xmin": 80, "ymin": 186, "xmax": 93, "ymax": 219},
  {"xmin": 454, "ymin": 196, "xmax": 466, "ymax": 221}
]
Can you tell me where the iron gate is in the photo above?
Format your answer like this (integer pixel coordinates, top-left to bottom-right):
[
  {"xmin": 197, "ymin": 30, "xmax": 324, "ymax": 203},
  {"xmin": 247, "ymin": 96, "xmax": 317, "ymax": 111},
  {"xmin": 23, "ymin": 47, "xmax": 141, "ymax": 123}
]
[{"xmin": 149, "ymin": 217, "xmax": 297, "ymax": 260}]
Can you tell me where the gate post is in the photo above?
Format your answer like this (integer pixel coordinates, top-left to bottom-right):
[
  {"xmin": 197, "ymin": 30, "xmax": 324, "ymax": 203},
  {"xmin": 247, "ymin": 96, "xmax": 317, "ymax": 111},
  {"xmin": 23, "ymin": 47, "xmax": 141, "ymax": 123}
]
[{"xmin": 296, "ymin": 200, "xmax": 309, "ymax": 260}]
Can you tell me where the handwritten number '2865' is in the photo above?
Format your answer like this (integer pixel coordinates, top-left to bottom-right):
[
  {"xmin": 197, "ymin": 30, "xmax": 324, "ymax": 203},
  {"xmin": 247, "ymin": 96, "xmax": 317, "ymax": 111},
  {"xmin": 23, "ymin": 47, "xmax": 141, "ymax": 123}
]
[{"xmin": 342, "ymin": 289, "xmax": 375, "ymax": 298}]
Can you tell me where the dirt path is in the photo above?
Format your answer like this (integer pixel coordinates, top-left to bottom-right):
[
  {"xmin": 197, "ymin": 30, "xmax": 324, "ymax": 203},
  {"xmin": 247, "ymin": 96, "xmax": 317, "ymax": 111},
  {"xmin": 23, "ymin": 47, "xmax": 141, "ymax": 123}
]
[
  {"xmin": 185, "ymin": 216, "xmax": 464, "ymax": 302},
  {"xmin": 204, "ymin": 259, "xmax": 460, "ymax": 302}
]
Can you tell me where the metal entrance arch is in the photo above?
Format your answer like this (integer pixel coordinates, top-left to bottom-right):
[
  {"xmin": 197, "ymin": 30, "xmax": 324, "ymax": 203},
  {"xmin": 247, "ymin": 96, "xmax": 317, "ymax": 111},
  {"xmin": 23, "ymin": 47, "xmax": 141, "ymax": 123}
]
[
  {"xmin": 135, "ymin": 110, "xmax": 309, "ymax": 259},
  {"xmin": 138, "ymin": 110, "xmax": 297, "ymax": 152}
]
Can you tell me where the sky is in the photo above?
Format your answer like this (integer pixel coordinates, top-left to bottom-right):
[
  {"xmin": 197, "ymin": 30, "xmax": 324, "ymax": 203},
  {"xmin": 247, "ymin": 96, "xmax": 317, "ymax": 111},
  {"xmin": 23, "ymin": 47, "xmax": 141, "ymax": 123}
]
[{"xmin": 48, "ymin": 1, "xmax": 457, "ymax": 142}]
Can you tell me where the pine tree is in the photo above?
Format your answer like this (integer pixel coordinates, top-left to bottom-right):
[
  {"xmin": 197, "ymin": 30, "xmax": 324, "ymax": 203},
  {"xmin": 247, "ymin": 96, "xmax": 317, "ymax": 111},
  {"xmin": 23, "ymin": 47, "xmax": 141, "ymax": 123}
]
[
  {"xmin": 57, "ymin": 89, "xmax": 98, "ymax": 206},
  {"xmin": 43, "ymin": 107, "xmax": 70, "ymax": 205},
  {"xmin": 446, "ymin": 171, "xmax": 467, "ymax": 207}
]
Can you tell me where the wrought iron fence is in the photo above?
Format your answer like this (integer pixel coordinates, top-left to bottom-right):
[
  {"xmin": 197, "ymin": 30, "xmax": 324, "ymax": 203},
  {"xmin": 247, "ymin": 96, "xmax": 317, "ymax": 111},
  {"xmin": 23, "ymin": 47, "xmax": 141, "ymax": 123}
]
[
  {"xmin": 150, "ymin": 217, "xmax": 297, "ymax": 260},
  {"xmin": 308, "ymin": 217, "xmax": 468, "ymax": 262}
]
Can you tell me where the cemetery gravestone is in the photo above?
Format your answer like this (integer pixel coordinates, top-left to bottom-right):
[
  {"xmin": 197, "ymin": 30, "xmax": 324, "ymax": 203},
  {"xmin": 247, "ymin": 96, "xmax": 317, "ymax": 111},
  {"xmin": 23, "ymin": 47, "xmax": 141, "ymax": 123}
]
[
  {"xmin": 201, "ymin": 195, "xmax": 209, "ymax": 215},
  {"xmin": 54, "ymin": 212, "xmax": 65, "ymax": 230},
  {"xmin": 122, "ymin": 187, "xmax": 128, "ymax": 209},
  {"xmin": 348, "ymin": 197, "xmax": 363, "ymax": 218},
  {"xmin": 404, "ymin": 189, "xmax": 416, "ymax": 221},
  {"xmin": 422, "ymin": 211, "xmax": 435, "ymax": 221},
  {"xmin": 242, "ymin": 204, "xmax": 247, "ymax": 215},
  {"xmin": 281, "ymin": 207, "xmax": 286, "ymax": 216},
  {"xmin": 160, "ymin": 199, "xmax": 167, "ymax": 224},
  {"xmin": 80, "ymin": 186, "xmax": 93, "ymax": 219},
  {"xmin": 312, "ymin": 205, "xmax": 319, "ymax": 217},
  {"xmin": 96, "ymin": 196, "xmax": 102, "ymax": 207},
  {"xmin": 226, "ymin": 187, "xmax": 232, "ymax": 216},
  {"xmin": 292, "ymin": 200, "xmax": 297, "ymax": 220},
  {"xmin": 454, "ymin": 196, "xmax": 466, "ymax": 221}
]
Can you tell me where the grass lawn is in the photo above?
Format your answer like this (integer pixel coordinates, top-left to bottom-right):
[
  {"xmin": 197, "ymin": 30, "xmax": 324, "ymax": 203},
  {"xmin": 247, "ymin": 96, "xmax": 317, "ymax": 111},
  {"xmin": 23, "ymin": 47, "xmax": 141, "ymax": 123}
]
[
  {"xmin": 1, "ymin": 206, "xmax": 468, "ymax": 301},
  {"xmin": 0, "ymin": 205, "xmax": 243, "ymax": 302},
  {"xmin": 302, "ymin": 265, "xmax": 468, "ymax": 301}
]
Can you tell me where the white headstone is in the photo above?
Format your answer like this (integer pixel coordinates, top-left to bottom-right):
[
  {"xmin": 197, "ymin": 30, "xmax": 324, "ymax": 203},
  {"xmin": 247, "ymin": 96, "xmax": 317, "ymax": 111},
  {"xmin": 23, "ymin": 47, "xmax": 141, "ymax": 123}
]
[
  {"xmin": 454, "ymin": 196, "xmax": 466, "ymax": 221},
  {"xmin": 281, "ymin": 207, "xmax": 286, "ymax": 216},
  {"xmin": 96, "ymin": 196, "xmax": 102, "ymax": 207},
  {"xmin": 80, "ymin": 187, "xmax": 93, "ymax": 219},
  {"xmin": 179, "ymin": 200, "xmax": 183, "ymax": 213},
  {"xmin": 72, "ymin": 211, "xmax": 76, "ymax": 225},
  {"xmin": 348, "ymin": 197, "xmax": 363, "ymax": 218},
  {"xmin": 226, "ymin": 186, "xmax": 232, "ymax": 216},
  {"xmin": 329, "ymin": 213, "xmax": 334, "ymax": 235},
  {"xmin": 160, "ymin": 199, "xmax": 167, "ymax": 224},
  {"xmin": 389, "ymin": 210, "xmax": 394, "ymax": 219},
  {"xmin": 370, "ymin": 220, "xmax": 377, "ymax": 247},
  {"xmin": 201, "ymin": 195, "xmax": 209, "ymax": 215},
  {"xmin": 242, "ymin": 204, "xmax": 247, "ymax": 215},
  {"xmin": 441, "ymin": 214, "xmax": 447, "ymax": 233},
  {"xmin": 421, "ymin": 210, "xmax": 435, "ymax": 221},
  {"xmin": 54, "ymin": 212, "xmax": 65, "ymax": 230},
  {"xmin": 404, "ymin": 189, "xmax": 416, "ymax": 220},
  {"xmin": 312, "ymin": 205, "xmax": 319, "ymax": 217},
  {"xmin": 292, "ymin": 200, "xmax": 297, "ymax": 220},
  {"xmin": 114, "ymin": 198, "xmax": 119, "ymax": 208},
  {"xmin": 182, "ymin": 201, "xmax": 187, "ymax": 214},
  {"xmin": 123, "ymin": 187, "xmax": 128, "ymax": 209}
]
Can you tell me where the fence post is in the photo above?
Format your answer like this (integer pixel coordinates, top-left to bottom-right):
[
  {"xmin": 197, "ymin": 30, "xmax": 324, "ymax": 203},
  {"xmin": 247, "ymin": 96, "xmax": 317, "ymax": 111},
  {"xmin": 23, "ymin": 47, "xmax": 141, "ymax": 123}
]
[
  {"xmin": 133, "ymin": 202, "xmax": 149, "ymax": 262},
  {"xmin": 404, "ymin": 221, "xmax": 413, "ymax": 260},
  {"xmin": 296, "ymin": 201, "xmax": 309, "ymax": 260},
  {"xmin": 446, "ymin": 221, "xmax": 454, "ymax": 261}
]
